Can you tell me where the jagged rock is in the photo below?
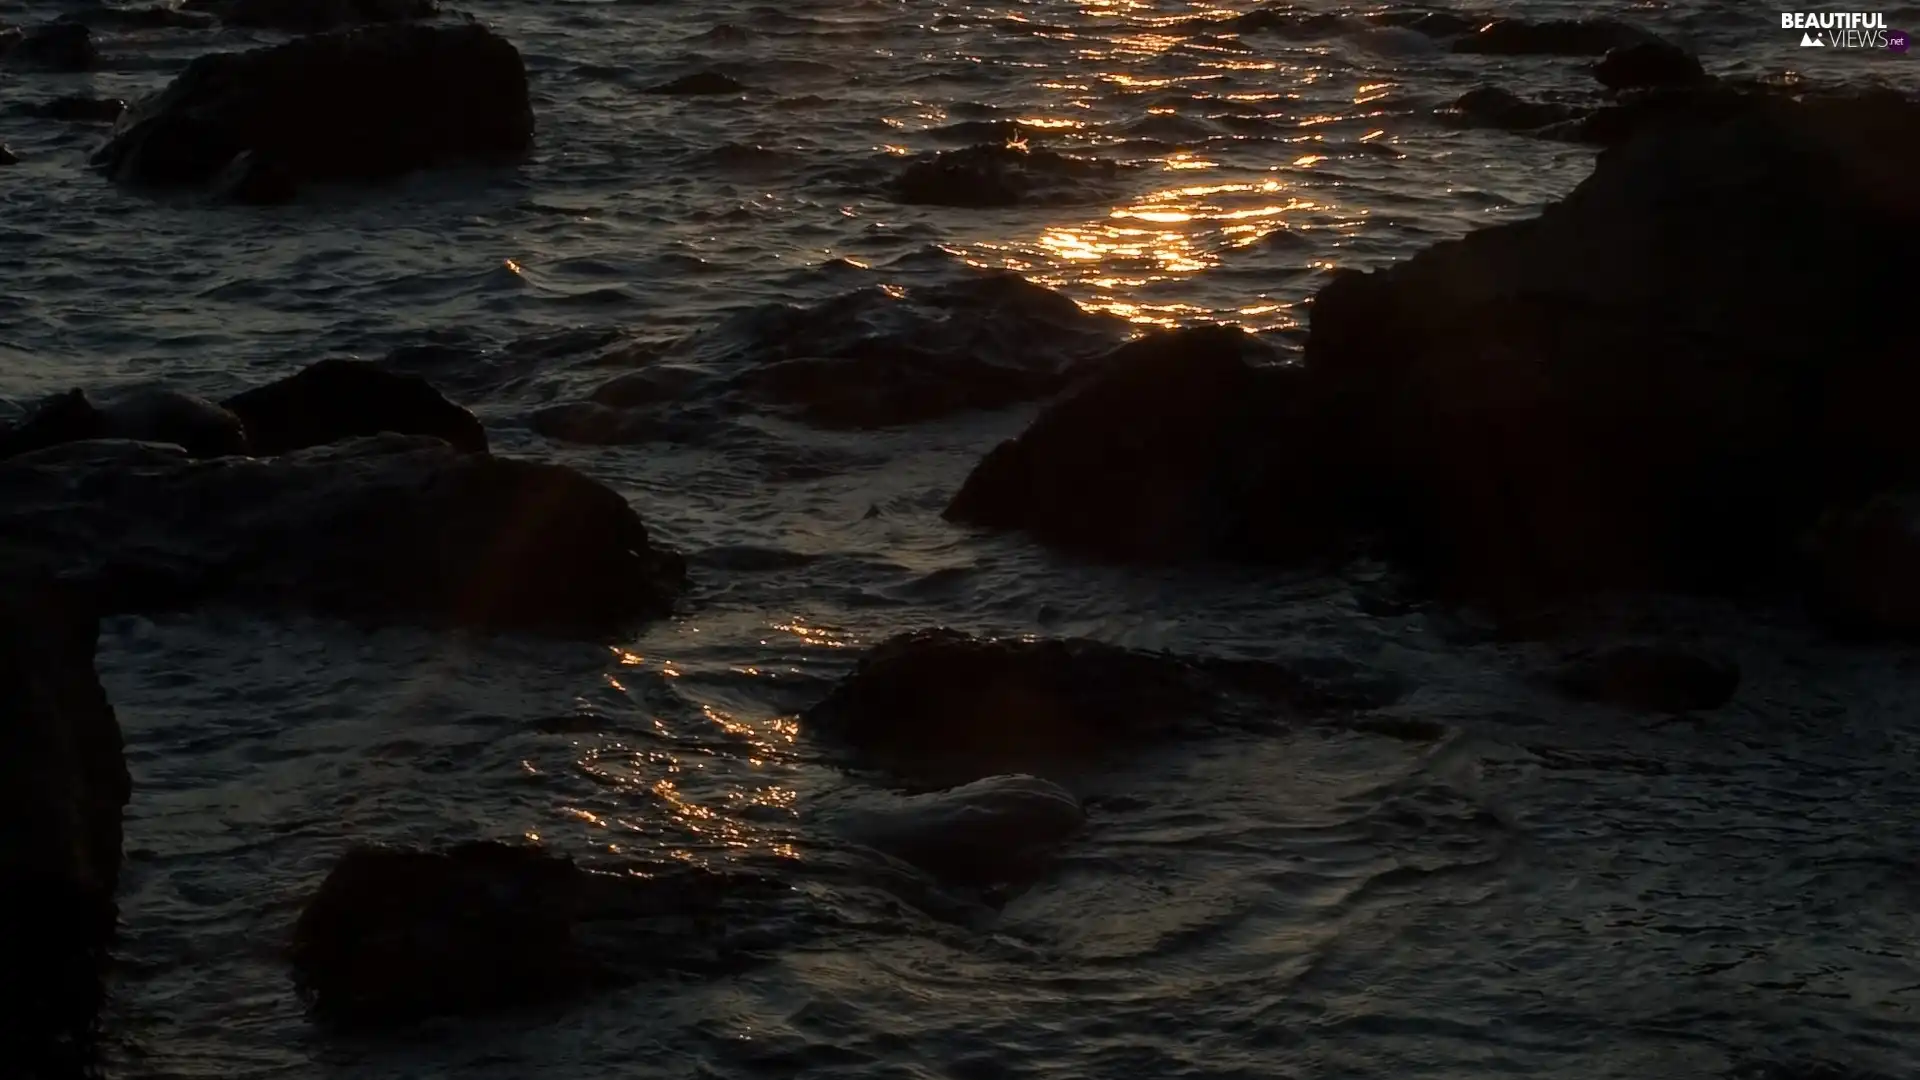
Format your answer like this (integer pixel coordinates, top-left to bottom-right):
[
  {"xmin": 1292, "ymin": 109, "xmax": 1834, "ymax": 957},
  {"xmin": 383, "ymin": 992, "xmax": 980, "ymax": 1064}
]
[
  {"xmin": 23, "ymin": 95, "xmax": 127, "ymax": 124},
  {"xmin": 222, "ymin": 358, "xmax": 488, "ymax": 455},
  {"xmin": 945, "ymin": 326, "xmax": 1332, "ymax": 561},
  {"xmin": 890, "ymin": 144, "xmax": 1128, "ymax": 208},
  {"xmin": 2, "ymin": 22, "xmax": 96, "ymax": 71},
  {"xmin": 1452, "ymin": 17, "xmax": 1652, "ymax": 56},
  {"xmin": 1593, "ymin": 40, "xmax": 1707, "ymax": 91},
  {"xmin": 0, "ymin": 435, "xmax": 684, "ymax": 635},
  {"xmin": 1552, "ymin": 645, "xmax": 1739, "ymax": 712},
  {"xmin": 94, "ymin": 23, "xmax": 532, "ymax": 201},
  {"xmin": 823, "ymin": 775, "xmax": 1085, "ymax": 887},
  {"xmin": 0, "ymin": 576, "xmax": 130, "ymax": 1076},
  {"xmin": 290, "ymin": 841, "xmax": 773, "ymax": 1025},
  {"xmin": 0, "ymin": 388, "xmax": 248, "ymax": 461},
  {"xmin": 645, "ymin": 71, "xmax": 745, "ymax": 95},
  {"xmin": 184, "ymin": 0, "xmax": 437, "ymax": 32}
]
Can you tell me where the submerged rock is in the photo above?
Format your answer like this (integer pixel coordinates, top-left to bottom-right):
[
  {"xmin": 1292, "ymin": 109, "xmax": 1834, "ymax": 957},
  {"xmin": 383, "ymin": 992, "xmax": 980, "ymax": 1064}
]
[
  {"xmin": 95, "ymin": 23, "xmax": 533, "ymax": 201},
  {"xmin": 1452, "ymin": 17, "xmax": 1652, "ymax": 56},
  {"xmin": 890, "ymin": 143, "xmax": 1128, "ymax": 208},
  {"xmin": 802, "ymin": 629, "xmax": 1389, "ymax": 784},
  {"xmin": 1593, "ymin": 40, "xmax": 1706, "ymax": 91},
  {"xmin": 23, "ymin": 94, "xmax": 126, "ymax": 124},
  {"xmin": 945, "ymin": 325, "xmax": 1330, "ymax": 562},
  {"xmin": 2, "ymin": 21, "xmax": 96, "ymax": 71},
  {"xmin": 0, "ymin": 388, "xmax": 248, "ymax": 461},
  {"xmin": 1552, "ymin": 645, "xmax": 1739, "ymax": 713},
  {"xmin": 185, "ymin": 0, "xmax": 438, "ymax": 32},
  {"xmin": 825, "ymin": 775, "xmax": 1086, "ymax": 887},
  {"xmin": 1443, "ymin": 86, "xmax": 1580, "ymax": 133},
  {"xmin": 0, "ymin": 576, "xmax": 130, "ymax": 1075},
  {"xmin": 646, "ymin": 71, "xmax": 746, "ymax": 95},
  {"xmin": 291, "ymin": 841, "xmax": 772, "ymax": 1025},
  {"xmin": 0, "ymin": 435, "xmax": 684, "ymax": 635},
  {"xmin": 222, "ymin": 358, "xmax": 488, "ymax": 455}
]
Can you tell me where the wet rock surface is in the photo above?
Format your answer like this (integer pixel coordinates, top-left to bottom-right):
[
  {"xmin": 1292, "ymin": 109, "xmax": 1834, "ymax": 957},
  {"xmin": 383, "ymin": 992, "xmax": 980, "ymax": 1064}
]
[
  {"xmin": 0, "ymin": 577, "xmax": 130, "ymax": 1078},
  {"xmin": 802, "ymin": 628, "xmax": 1394, "ymax": 785},
  {"xmin": 95, "ymin": 23, "xmax": 533, "ymax": 201},
  {"xmin": 1592, "ymin": 40, "xmax": 1707, "ymax": 91},
  {"xmin": 222, "ymin": 358, "xmax": 489, "ymax": 455},
  {"xmin": 890, "ymin": 143, "xmax": 1131, "ymax": 208},
  {"xmin": 646, "ymin": 71, "xmax": 746, "ymax": 95},
  {"xmin": 1, "ymin": 21, "xmax": 96, "ymax": 71},
  {"xmin": 0, "ymin": 388, "xmax": 248, "ymax": 461},
  {"xmin": 1552, "ymin": 645, "xmax": 1740, "ymax": 714},
  {"xmin": 0, "ymin": 435, "xmax": 684, "ymax": 635},
  {"xmin": 823, "ymin": 775, "xmax": 1086, "ymax": 888},
  {"xmin": 291, "ymin": 841, "xmax": 777, "ymax": 1025}
]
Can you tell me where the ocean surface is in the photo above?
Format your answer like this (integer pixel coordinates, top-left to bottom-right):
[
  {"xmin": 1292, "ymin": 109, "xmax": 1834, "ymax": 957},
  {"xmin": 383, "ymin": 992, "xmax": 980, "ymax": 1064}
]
[{"xmin": 5, "ymin": 1, "xmax": 1920, "ymax": 1077}]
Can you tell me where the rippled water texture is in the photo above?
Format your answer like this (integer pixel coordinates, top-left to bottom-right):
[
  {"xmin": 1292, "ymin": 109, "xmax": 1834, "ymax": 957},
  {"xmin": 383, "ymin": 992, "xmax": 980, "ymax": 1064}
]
[{"xmin": 5, "ymin": 0, "xmax": 1920, "ymax": 1077}]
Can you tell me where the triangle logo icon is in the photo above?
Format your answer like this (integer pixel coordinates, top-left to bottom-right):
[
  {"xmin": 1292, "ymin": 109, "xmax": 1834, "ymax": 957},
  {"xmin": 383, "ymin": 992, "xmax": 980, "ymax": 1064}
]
[{"xmin": 1801, "ymin": 31, "xmax": 1825, "ymax": 45}]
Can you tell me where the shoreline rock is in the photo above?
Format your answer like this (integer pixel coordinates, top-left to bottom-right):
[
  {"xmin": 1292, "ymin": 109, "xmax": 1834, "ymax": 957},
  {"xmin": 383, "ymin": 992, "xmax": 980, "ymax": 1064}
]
[{"xmin": 223, "ymin": 359, "xmax": 489, "ymax": 456}]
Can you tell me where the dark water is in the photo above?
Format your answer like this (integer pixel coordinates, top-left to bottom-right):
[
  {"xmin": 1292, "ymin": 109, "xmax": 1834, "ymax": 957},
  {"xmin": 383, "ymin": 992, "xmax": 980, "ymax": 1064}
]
[{"xmin": 4, "ymin": 1, "xmax": 1920, "ymax": 1077}]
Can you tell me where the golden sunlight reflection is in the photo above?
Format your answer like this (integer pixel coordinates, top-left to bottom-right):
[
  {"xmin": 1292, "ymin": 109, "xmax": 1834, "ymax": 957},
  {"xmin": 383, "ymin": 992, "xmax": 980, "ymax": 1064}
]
[{"xmin": 768, "ymin": 619, "xmax": 857, "ymax": 649}]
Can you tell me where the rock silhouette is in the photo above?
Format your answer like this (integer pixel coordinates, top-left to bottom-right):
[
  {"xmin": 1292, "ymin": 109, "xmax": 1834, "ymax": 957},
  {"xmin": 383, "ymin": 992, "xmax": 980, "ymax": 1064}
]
[
  {"xmin": 1, "ymin": 22, "xmax": 96, "ymax": 71},
  {"xmin": 223, "ymin": 358, "xmax": 489, "ymax": 455},
  {"xmin": 1552, "ymin": 645, "xmax": 1739, "ymax": 713},
  {"xmin": 0, "ymin": 388, "xmax": 248, "ymax": 461}
]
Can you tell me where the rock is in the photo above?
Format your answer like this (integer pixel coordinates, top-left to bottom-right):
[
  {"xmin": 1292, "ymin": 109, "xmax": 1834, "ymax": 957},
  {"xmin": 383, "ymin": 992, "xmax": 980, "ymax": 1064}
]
[
  {"xmin": 1552, "ymin": 645, "xmax": 1739, "ymax": 712},
  {"xmin": 0, "ymin": 388, "xmax": 248, "ymax": 461},
  {"xmin": 945, "ymin": 325, "xmax": 1333, "ymax": 561},
  {"xmin": 0, "ymin": 144, "xmax": 16, "ymax": 166},
  {"xmin": 290, "ymin": 841, "xmax": 771, "ymax": 1025},
  {"xmin": 57, "ymin": 3, "xmax": 217, "ymax": 30},
  {"xmin": 1301, "ymin": 88, "xmax": 1920, "ymax": 603},
  {"xmin": 0, "ymin": 576, "xmax": 131, "ymax": 1076},
  {"xmin": 890, "ymin": 143, "xmax": 1128, "ymax": 208},
  {"xmin": 1808, "ymin": 493, "xmax": 1920, "ymax": 638},
  {"xmin": 2, "ymin": 22, "xmax": 97, "ymax": 71},
  {"xmin": 824, "ymin": 775, "xmax": 1085, "ymax": 887},
  {"xmin": 24, "ymin": 94, "xmax": 126, "ymax": 124},
  {"xmin": 94, "ymin": 23, "xmax": 533, "ymax": 200},
  {"xmin": 1593, "ymin": 40, "xmax": 1707, "ymax": 91},
  {"xmin": 646, "ymin": 71, "xmax": 746, "ymax": 95},
  {"xmin": 1443, "ymin": 86, "xmax": 1580, "ymax": 133},
  {"xmin": 222, "ymin": 359, "xmax": 488, "ymax": 455},
  {"xmin": 1452, "ymin": 17, "xmax": 1652, "ymax": 56},
  {"xmin": 184, "ymin": 0, "xmax": 438, "ymax": 32},
  {"xmin": 0, "ymin": 435, "xmax": 685, "ymax": 635},
  {"xmin": 1367, "ymin": 10, "xmax": 1486, "ymax": 38}
]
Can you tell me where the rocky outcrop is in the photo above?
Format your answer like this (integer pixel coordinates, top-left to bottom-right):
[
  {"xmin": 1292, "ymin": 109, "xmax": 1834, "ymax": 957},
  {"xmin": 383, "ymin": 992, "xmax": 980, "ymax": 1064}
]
[
  {"xmin": 823, "ymin": 775, "xmax": 1085, "ymax": 887},
  {"xmin": 1592, "ymin": 40, "xmax": 1706, "ymax": 91},
  {"xmin": 0, "ymin": 435, "xmax": 684, "ymax": 635},
  {"xmin": 1552, "ymin": 645, "xmax": 1739, "ymax": 713},
  {"xmin": 222, "ymin": 359, "xmax": 488, "ymax": 455},
  {"xmin": 890, "ymin": 144, "xmax": 1130, "ymax": 208},
  {"xmin": 535, "ymin": 270, "xmax": 1126, "ymax": 436},
  {"xmin": 0, "ymin": 576, "xmax": 130, "ymax": 1076},
  {"xmin": 802, "ymin": 629, "xmax": 1393, "ymax": 785},
  {"xmin": 1442, "ymin": 86, "xmax": 1580, "ymax": 134},
  {"xmin": 945, "ymin": 326, "xmax": 1331, "ymax": 562},
  {"xmin": 0, "ymin": 388, "xmax": 248, "ymax": 461},
  {"xmin": 1, "ymin": 22, "xmax": 96, "ymax": 72},
  {"xmin": 95, "ymin": 23, "xmax": 533, "ymax": 202},
  {"xmin": 291, "ymin": 841, "xmax": 776, "ymax": 1025},
  {"xmin": 184, "ymin": 0, "xmax": 438, "ymax": 32}
]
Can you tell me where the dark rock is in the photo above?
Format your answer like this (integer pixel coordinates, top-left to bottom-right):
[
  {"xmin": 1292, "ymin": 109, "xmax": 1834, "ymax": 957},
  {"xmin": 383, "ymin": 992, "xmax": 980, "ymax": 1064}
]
[
  {"xmin": 529, "ymin": 401, "xmax": 690, "ymax": 446},
  {"xmin": 0, "ymin": 388, "xmax": 248, "ymax": 460},
  {"xmin": 891, "ymin": 143, "xmax": 1127, "ymax": 208},
  {"xmin": 0, "ymin": 576, "xmax": 130, "ymax": 1076},
  {"xmin": 24, "ymin": 94, "xmax": 126, "ymax": 124},
  {"xmin": 646, "ymin": 71, "xmax": 745, "ymax": 95},
  {"xmin": 802, "ymin": 629, "xmax": 1389, "ymax": 784},
  {"xmin": 1553, "ymin": 645, "xmax": 1739, "ymax": 713},
  {"xmin": 1443, "ymin": 86, "xmax": 1580, "ymax": 132},
  {"xmin": 0, "ymin": 144, "xmax": 17, "ymax": 166},
  {"xmin": 222, "ymin": 359, "xmax": 488, "ymax": 455},
  {"xmin": 1367, "ymin": 9, "xmax": 1486, "ymax": 38},
  {"xmin": 1301, "ymin": 88, "xmax": 1920, "ymax": 603},
  {"xmin": 1808, "ymin": 494, "xmax": 1920, "ymax": 638},
  {"xmin": 824, "ymin": 775, "xmax": 1085, "ymax": 888},
  {"xmin": 1452, "ymin": 17, "xmax": 1652, "ymax": 56},
  {"xmin": 184, "ymin": 0, "xmax": 437, "ymax": 32},
  {"xmin": 945, "ymin": 325, "xmax": 1334, "ymax": 561},
  {"xmin": 94, "ymin": 23, "xmax": 533, "ymax": 200},
  {"xmin": 0, "ymin": 435, "xmax": 685, "ymax": 635},
  {"xmin": 56, "ymin": 3, "xmax": 216, "ymax": 30},
  {"xmin": 1593, "ymin": 40, "xmax": 1707, "ymax": 91},
  {"xmin": 2, "ymin": 21, "xmax": 97, "ymax": 71},
  {"xmin": 291, "ymin": 841, "xmax": 772, "ymax": 1025}
]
